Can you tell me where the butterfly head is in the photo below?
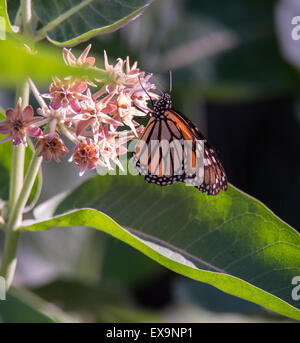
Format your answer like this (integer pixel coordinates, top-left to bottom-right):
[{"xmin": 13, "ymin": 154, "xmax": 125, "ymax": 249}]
[{"xmin": 152, "ymin": 93, "xmax": 172, "ymax": 118}]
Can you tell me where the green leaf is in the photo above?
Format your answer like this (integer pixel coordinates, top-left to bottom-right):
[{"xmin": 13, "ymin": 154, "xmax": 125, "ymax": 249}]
[
  {"xmin": 22, "ymin": 175, "xmax": 300, "ymax": 321},
  {"xmin": 0, "ymin": 36, "xmax": 105, "ymax": 87},
  {"xmin": 0, "ymin": 0, "xmax": 16, "ymax": 34},
  {"xmin": 0, "ymin": 286, "xmax": 73, "ymax": 323},
  {"xmin": 33, "ymin": 0, "xmax": 154, "ymax": 47}
]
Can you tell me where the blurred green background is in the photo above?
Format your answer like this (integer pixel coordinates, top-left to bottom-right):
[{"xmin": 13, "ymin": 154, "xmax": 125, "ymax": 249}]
[{"xmin": 0, "ymin": 0, "xmax": 300, "ymax": 322}]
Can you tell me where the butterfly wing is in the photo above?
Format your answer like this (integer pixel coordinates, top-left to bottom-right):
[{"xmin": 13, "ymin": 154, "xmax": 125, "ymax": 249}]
[
  {"xmin": 132, "ymin": 116, "xmax": 186, "ymax": 185},
  {"xmin": 133, "ymin": 107, "xmax": 227, "ymax": 195},
  {"xmin": 169, "ymin": 108, "xmax": 228, "ymax": 195}
]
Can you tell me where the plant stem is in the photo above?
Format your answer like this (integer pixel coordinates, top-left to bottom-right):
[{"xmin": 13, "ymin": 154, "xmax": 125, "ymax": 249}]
[
  {"xmin": 21, "ymin": 0, "xmax": 32, "ymax": 36},
  {"xmin": 0, "ymin": 150, "xmax": 42, "ymax": 288},
  {"xmin": 9, "ymin": 82, "xmax": 29, "ymax": 213},
  {"xmin": 0, "ymin": 230, "xmax": 20, "ymax": 288},
  {"xmin": 9, "ymin": 144, "xmax": 25, "ymax": 216},
  {"xmin": 0, "ymin": 0, "xmax": 37, "ymax": 290},
  {"xmin": 8, "ymin": 151, "xmax": 42, "ymax": 233},
  {"xmin": 0, "ymin": 82, "xmax": 29, "ymax": 288},
  {"xmin": 23, "ymin": 138, "xmax": 43, "ymax": 213}
]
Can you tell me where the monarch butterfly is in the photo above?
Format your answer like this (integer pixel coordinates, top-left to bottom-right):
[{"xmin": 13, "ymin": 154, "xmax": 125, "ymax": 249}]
[{"xmin": 132, "ymin": 93, "xmax": 227, "ymax": 195}]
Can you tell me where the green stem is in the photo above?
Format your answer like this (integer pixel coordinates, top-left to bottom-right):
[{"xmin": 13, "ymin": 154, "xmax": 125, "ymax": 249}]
[
  {"xmin": 9, "ymin": 145, "xmax": 25, "ymax": 216},
  {"xmin": 21, "ymin": 0, "xmax": 32, "ymax": 36},
  {"xmin": 0, "ymin": 0, "xmax": 36, "ymax": 290},
  {"xmin": 8, "ymin": 151, "xmax": 42, "ymax": 232},
  {"xmin": 1, "ymin": 146, "xmax": 25, "ymax": 287},
  {"xmin": 0, "ymin": 151, "xmax": 42, "ymax": 288},
  {"xmin": 0, "ymin": 230, "xmax": 20, "ymax": 287},
  {"xmin": 0, "ymin": 82, "xmax": 28, "ymax": 288},
  {"xmin": 23, "ymin": 137, "xmax": 43, "ymax": 213},
  {"xmin": 9, "ymin": 83, "xmax": 29, "ymax": 213}
]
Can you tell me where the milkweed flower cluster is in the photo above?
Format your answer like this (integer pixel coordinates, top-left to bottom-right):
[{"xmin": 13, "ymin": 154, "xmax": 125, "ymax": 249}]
[{"xmin": 0, "ymin": 45, "xmax": 157, "ymax": 175}]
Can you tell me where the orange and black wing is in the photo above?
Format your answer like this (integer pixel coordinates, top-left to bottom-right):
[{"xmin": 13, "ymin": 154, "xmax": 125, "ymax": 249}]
[
  {"xmin": 132, "ymin": 108, "xmax": 227, "ymax": 195},
  {"xmin": 132, "ymin": 115, "xmax": 187, "ymax": 185},
  {"xmin": 169, "ymin": 108, "xmax": 228, "ymax": 195}
]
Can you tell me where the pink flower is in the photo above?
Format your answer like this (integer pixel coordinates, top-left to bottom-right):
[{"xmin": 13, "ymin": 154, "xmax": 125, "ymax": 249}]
[
  {"xmin": 44, "ymin": 77, "xmax": 89, "ymax": 113},
  {"xmin": 36, "ymin": 133, "xmax": 69, "ymax": 162},
  {"xmin": 63, "ymin": 45, "xmax": 97, "ymax": 87},
  {"xmin": 112, "ymin": 90, "xmax": 146, "ymax": 136},
  {"xmin": 98, "ymin": 125, "xmax": 134, "ymax": 170},
  {"xmin": 0, "ymin": 98, "xmax": 42, "ymax": 146},
  {"xmin": 95, "ymin": 52, "xmax": 158, "ymax": 117},
  {"xmin": 70, "ymin": 138, "xmax": 99, "ymax": 176},
  {"xmin": 99, "ymin": 51, "xmax": 126, "ymax": 87},
  {"xmin": 97, "ymin": 52, "xmax": 156, "ymax": 94},
  {"xmin": 63, "ymin": 44, "xmax": 96, "ymax": 68},
  {"xmin": 74, "ymin": 89, "xmax": 122, "ymax": 140},
  {"xmin": 6, "ymin": 50, "xmax": 158, "ymax": 176},
  {"xmin": 125, "ymin": 73, "xmax": 159, "ymax": 111}
]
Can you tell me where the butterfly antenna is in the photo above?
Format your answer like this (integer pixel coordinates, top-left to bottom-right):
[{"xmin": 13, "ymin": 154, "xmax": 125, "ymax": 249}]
[
  {"xmin": 169, "ymin": 70, "xmax": 173, "ymax": 93},
  {"xmin": 138, "ymin": 75, "xmax": 154, "ymax": 108}
]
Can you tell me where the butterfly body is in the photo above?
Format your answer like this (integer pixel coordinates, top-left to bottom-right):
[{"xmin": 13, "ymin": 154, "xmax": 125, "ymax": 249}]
[{"xmin": 133, "ymin": 93, "xmax": 227, "ymax": 195}]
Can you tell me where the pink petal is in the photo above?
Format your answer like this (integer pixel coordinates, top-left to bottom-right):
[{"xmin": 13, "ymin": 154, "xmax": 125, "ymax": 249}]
[
  {"xmin": 76, "ymin": 119, "xmax": 92, "ymax": 136},
  {"xmin": 63, "ymin": 48, "xmax": 76, "ymax": 65},
  {"xmin": 50, "ymin": 98, "xmax": 62, "ymax": 110},
  {"xmin": 87, "ymin": 161, "xmax": 97, "ymax": 170},
  {"xmin": 27, "ymin": 125, "xmax": 42, "ymax": 137},
  {"xmin": 86, "ymin": 57, "xmax": 95, "ymax": 66},
  {"xmin": 43, "ymin": 150, "xmax": 52, "ymax": 162},
  {"xmin": 48, "ymin": 119, "xmax": 57, "ymax": 140},
  {"xmin": 53, "ymin": 153, "xmax": 62, "ymax": 163},
  {"xmin": 74, "ymin": 82, "xmax": 87, "ymax": 93},
  {"xmin": 22, "ymin": 105, "xmax": 34, "ymax": 121},
  {"xmin": 5, "ymin": 109, "xmax": 16, "ymax": 120},
  {"xmin": 12, "ymin": 137, "xmax": 22, "ymax": 146},
  {"xmin": 0, "ymin": 124, "xmax": 10, "ymax": 134},
  {"xmin": 101, "ymin": 103, "xmax": 117, "ymax": 114},
  {"xmin": 70, "ymin": 100, "xmax": 81, "ymax": 113},
  {"xmin": 79, "ymin": 44, "xmax": 92, "ymax": 60}
]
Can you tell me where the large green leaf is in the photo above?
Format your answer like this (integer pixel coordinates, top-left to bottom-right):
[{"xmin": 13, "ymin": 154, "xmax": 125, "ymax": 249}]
[
  {"xmin": 0, "ymin": 37, "xmax": 105, "ymax": 86},
  {"xmin": 21, "ymin": 175, "xmax": 300, "ymax": 321},
  {"xmin": 33, "ymin": 0, "xmax": 154, "ymax": 46}
]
